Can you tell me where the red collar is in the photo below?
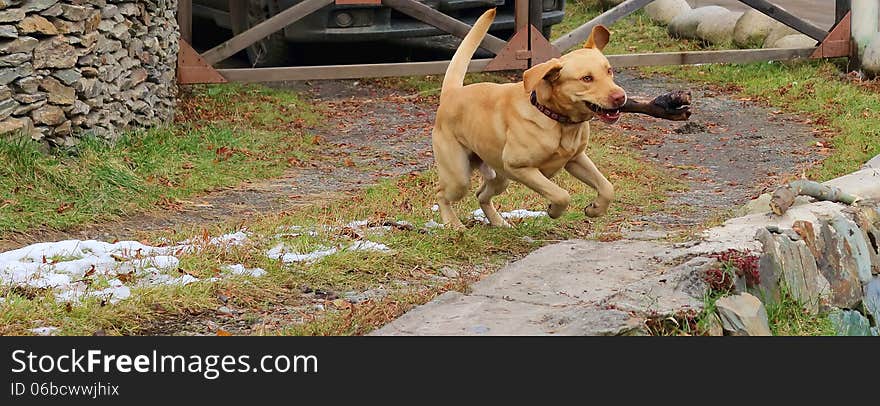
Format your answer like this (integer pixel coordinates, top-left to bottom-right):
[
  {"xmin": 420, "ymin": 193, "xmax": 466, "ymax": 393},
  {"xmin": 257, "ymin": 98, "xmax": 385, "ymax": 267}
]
[{"xmin": 530, "ymin": 91, "xmax": 587, "ymax": 125}]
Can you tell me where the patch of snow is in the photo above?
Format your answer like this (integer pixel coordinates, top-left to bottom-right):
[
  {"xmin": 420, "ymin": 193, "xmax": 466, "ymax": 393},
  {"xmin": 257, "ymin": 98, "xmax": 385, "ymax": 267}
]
[
  {"xmin": 347, "ymin": 240, "xmax": 390, "ymax": 252},
  {"xmin": 424, "ymin": 220, "xmax": 444, "ymax": 229},
  {"xmin": 0, "ymin": 230, "xmax": 252, "ymax": 306},
  {"xmin": 267, "ymin": 243, "xmax": 339, "ymax": 264},
  {"xmin": 471, "ymin": 208, "xmax": 548, "ymax": 223},
  {"xmin": 223, "ymin": 264, "xmax": 266, "ymax": 278},
  {"xmin": 345, "ymin": 220, "xmax": 370, "ymax": 229},
  {"xmin": 29, "ymin": 327, "xmax": 59, "ymax": 336}
]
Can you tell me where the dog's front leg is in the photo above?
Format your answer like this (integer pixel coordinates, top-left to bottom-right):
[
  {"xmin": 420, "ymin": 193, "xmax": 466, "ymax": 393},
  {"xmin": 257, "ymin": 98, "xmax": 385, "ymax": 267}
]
[
  {"xmin": 565, "ymin": 153, "xmax": 614, "ymax": 217},
  {"xmin": 505, "ymin": 166, "xmax": 571, "ymax": 219}
]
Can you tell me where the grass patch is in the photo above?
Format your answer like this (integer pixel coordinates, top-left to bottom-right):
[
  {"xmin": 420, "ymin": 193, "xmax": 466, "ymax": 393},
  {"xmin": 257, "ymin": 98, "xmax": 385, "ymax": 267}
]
[
  {"xmin": 0, "ymin": 83, "xmax": 321, "ymax": 233},
  {"xmin": 0, "ymin": 125, "xmax": 682, "ymax": 335}
]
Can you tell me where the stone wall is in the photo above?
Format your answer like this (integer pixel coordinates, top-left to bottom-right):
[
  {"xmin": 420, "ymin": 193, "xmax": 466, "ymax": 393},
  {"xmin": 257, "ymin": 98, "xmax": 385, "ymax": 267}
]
[{"xmin": 0, "ymin": 0, "xmax": 179, "ymax": 146}]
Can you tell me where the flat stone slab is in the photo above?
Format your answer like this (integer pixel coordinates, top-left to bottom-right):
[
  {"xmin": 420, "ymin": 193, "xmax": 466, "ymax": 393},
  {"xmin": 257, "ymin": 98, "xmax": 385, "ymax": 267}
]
[{"xmin": 373, "ymin": 240, "xmax": 695, "ymax": 336}]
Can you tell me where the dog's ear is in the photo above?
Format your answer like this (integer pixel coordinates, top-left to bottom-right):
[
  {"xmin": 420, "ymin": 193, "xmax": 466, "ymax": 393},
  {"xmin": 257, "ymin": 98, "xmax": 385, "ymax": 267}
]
[
  {"xmin": 583, "ymin": 25, "xmax": 610, "ymax": 51},
  {"xmin": 523, "ymin": 58, "xmax": 563, "ymax": 93}
]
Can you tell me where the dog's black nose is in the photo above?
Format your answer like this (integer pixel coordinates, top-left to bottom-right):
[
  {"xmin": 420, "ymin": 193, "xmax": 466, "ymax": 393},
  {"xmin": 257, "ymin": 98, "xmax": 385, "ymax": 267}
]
[{"xmin": 609, "ymin": 91, "xmax": 626, "ymax": 108}]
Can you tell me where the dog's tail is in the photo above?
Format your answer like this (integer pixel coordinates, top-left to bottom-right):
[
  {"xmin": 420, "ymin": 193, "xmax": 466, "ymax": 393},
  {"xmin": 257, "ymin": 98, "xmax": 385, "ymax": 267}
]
[{"xmin": 441, "ymin": 8, "xmax": 496, "ymax": 94}]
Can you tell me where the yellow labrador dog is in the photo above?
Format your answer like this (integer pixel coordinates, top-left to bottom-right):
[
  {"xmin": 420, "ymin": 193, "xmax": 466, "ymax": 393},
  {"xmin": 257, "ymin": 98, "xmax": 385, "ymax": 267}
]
[{"xmin": 432, "ymin": 9, "xmax": 631, "ymax": 229}]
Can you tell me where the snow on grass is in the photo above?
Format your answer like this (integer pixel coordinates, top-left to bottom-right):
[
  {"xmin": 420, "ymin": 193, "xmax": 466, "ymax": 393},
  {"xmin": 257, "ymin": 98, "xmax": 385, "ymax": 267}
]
[
  {"xmin": 0, "ymin": 231, "xmax": 261, "ymax": 306},
  {"xmin": 471, "ymin": 208, "xmax": 548, "ymax": 223},
  {"xmin": 29, "ymin": 327, "xmax": 59, "ymax": 336},
  {"xmin": 222, "ymin": 264, "xmax": 266, "ymax": 278}
]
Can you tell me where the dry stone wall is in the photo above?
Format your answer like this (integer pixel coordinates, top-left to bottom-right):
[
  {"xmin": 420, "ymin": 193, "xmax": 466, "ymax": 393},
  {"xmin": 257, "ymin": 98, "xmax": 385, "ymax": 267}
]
[{"xmin": 0, "ymin": 0, "xmax": 179, "ymax": 146}]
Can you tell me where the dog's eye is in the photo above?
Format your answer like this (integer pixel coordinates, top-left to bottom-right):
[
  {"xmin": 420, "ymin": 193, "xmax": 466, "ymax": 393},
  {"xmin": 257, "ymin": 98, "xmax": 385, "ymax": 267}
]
[
  {"xmin": 581, "ymin": 75, "xmax": 593, "ymax": 83},
  {"xmin": 607, "ymin": 68, "xmax": 613, "ymax": 76}
]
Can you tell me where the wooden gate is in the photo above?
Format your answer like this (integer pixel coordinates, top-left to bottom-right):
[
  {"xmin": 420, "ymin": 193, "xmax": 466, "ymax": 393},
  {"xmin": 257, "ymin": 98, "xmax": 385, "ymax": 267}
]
[{"xmin": 177, "ymin": 0, "xmax": 853, "ymax": 84}]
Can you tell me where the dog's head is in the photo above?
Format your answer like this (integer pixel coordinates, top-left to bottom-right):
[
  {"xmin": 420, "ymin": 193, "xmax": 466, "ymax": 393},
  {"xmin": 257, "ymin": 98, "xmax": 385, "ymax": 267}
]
[{"xmin": 523, "ymin": 25, "xmax": 626, "ymax": 124}]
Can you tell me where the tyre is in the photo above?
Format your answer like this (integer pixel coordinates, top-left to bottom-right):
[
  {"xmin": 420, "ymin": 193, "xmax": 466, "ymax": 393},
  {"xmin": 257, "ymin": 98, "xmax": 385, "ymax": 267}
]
[{"xmin": 230, "ymin": 0, "xmax": 291, "ymax": 67}]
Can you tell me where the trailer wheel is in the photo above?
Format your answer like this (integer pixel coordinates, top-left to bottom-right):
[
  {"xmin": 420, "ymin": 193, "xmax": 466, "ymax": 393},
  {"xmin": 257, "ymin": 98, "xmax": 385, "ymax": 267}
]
[{"xmin": 230, "ymin": 0, "xmax": 291, "ymax": 67}]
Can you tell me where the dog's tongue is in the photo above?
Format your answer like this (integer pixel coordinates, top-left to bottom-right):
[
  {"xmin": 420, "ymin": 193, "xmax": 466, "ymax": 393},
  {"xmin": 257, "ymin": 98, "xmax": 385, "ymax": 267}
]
[{"xmin": 598, "ymin": 111, "xmax": 620, "ymax": 124}]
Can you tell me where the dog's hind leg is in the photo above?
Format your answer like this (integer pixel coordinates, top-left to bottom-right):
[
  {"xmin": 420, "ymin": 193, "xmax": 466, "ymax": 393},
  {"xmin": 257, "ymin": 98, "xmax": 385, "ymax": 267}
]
[
  {"xmin": 565, "ymin": 153, "xmax": 614, "ymax": 217},
  {"xmin": 432, "ymin": 129, "xmax": 470, "ymax": 229},
  {"xmin": 476, "ymin": 174, "xmax": 511, "ymax": 227}
]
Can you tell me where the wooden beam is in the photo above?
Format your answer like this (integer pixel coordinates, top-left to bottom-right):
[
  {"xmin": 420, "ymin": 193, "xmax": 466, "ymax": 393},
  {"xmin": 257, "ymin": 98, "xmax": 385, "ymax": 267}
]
[
  {"xmin": 201, "ymin": 0, "xmax": 334, "ymax": 65},
  {"xmin": 737, "ymin": 0, "xmax": 828, "ymax": 41},
  {"xmin": 552, "ymin": 0, "xmax": 653, "ymax": 52},
  {"xmin": 382, "ymin": 0, "xmax": 506, "ymax": 54},
  {"xmin": 178, "ymin": 39, "xmax": 227, "ymax": 84},
  {"xmin": 606, "ymin": 47, "xmax": 816, "ymax": 68},
  {"xmin": 177, "ymin": 0, "xmax": 192, "ymax": 43},
  {"xmin": 216, "ymin": 59, "xmax": 499, "ymax": 82}
]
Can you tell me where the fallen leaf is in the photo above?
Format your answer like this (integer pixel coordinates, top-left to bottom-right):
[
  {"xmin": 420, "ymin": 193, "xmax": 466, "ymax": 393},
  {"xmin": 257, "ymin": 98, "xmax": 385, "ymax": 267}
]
[{"xmin": 217, "ymin": 329, "xmax": 232, "ymax": 336}]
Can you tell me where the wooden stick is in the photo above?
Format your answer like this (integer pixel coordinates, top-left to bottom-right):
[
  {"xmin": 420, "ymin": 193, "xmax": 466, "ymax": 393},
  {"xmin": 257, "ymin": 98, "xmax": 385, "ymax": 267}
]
[{"xmin": 770, "ymin": 180, "xmax": 861, "ymax": 215}]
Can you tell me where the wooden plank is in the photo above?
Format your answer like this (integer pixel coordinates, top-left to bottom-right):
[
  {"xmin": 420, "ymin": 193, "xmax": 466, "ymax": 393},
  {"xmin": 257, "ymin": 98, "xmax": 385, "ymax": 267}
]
[
  {"xmin": 201, "ymin": 0, "xmax": 334, "ymax": 65},
  {"xmin": 382, "ymin": 0, "xmax": 506, "ymax": 54},
  {"xmin": 515, "ymin": 0, "xmax": 528, "ymax": 34},
  {"xmin": 552, "ymin": 0, "xmax": 653, "ymax": 52},
  {"xmin": 216, "ymin": 59, "xmax": 499, "ymax": 82},
  {"xmin": 812, "ymin": 12, "xmax": 851, "ymax": 58},
  {"xmin": 606, "ymin": 47, "xmax": 816, "ymax": 68},
  {"xmin": 836, "ymin": 0, "xmax": 851, "ymax": 25},
  {"xmin": 178, "ymin": 0, "xmax": 192, "ymax": 43},
  {"xmin": 737, "ymin": 0, "xmax": 828, "ymax": 41}
]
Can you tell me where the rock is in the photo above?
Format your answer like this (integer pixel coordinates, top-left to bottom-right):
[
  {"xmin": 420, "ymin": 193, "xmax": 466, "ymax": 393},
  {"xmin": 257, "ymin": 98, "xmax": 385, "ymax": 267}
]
[
  {"xmin": 696, "ymin": 11, "xmax": 743, "ymax": 45},
  {"xmin": 816, "ymin": 216, "xmax": 865, "ymax": 308},
  {"xmin": 17, "ymin": 14, "xmax": 57, "ymax": 35},
  {"xmin": 773, "ymin": 34, "xmax": 817, "ymax": 48},
  {"xmin": 865, "ymin": 154, "xmax": 880, "ymax": 169},
  {"xmin": 668, "ymin": 6, "xmax": 729, "ymax": 40},
  {"xmin": 13, "ymin": 75, "xmax": 38, "ymax": 93},
  {"xmin": 0, "ymin": 62, "xmax": 31, "ymax": 85},
  {"xmin": 862, "ymin": 33, "xmax": 880, "ymax": 76},
  {"xmin": 12, "ymin": 91, "xmax": 45, "ymax": 103},
  {"xmin": 39, "ymin": 76, "xmax": 75, "ymax": 105},
  {"xmin": 0, "ymin": 96, "xmax": 17, "ymax": 119},
  {"xmin": 20, "ymin": 0, "xmax": 59, "ymax": 13},
  {"xmin": 0, "ymin": 24, "xmax": 16, "ymax": 38},
  {"xmin": 60, "ymin": 4, "xmax": 91, "ymax": 21},
  {"xmin": 0, "ymin": 52, "xmax": 30, "ymax": 67},
  {"xmin": 0, "ymin": 83, "xmax": 8, "ymax": 99},
  {"xmin": 734, "ymin": 9, "xmax": 777, "ymax": 48},
  {"xmin": 864, "ymin": 278, "xmax": 880, "ymax": 329},
  {"xmin": 0, "ymin": 116, "xmax": 27, "ymax": 134},
  {"xmin": 0, "ymin": 35, "xmax": 36, "ymax": 53},
  {"xmin": 117, "ymin": 3, "xmax": 140, "ymax": 16},
  {"xmin": 440, "ymin": 267, "xmax": 460, "ymax": 278},
  {"xmin": 30, "ymin": 103, "xmax": 64, "ymax": 125},
  {"xmin": 715, "ymin": 293, "xmax": 772, "ymax": 336},
  {"xmin": 52, "ymin": 68, "xmax": 81, "ymax": 85},
  {"xmin": 343, "ymin": 288, "xmax": 388, "ymax": 304},
  {"xmin": 52, "ymin": 119, "xmax": 69, "ymax": 136},
  {"xmin": 852, "ymin": 206, "xmax": 880, "ymax": 275},
  {"xmin": 645, "ymin": 0, "xmax": 690, "ymax": 25},
  {"xmin": 763, "ymin": 22, "xmax": 799, "ymax": 48},
  {"xmin": 607, "ymin": 256, "xmax": 714, "ymax": 315},
  {"xmin": 51, "ymin": 17, "xmax": 84, "ymax": 34},
  {"xmin": 830, "ymin": 309, "xmax": 873, "ymax": 336},
  {"xmin": 13, "ymin": 98, "xmax": 44, "ymax": 115},
  {"xmin": 0, "ymin": 8, "xmax": 24, "ymax": 23},
  {"xmin": 756, "ymin": 228, "xmax": 828, "ymax": 313},
  {"xmin": 33, "ymin": 36, "xmax": 77, "ymax": 68}
]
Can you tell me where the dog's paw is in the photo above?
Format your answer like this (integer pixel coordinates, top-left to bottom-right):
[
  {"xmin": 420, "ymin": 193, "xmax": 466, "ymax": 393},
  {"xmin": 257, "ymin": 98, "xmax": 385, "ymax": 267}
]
[
  {"xmin": 547, "ymin": 204, "xmax": 566, "ymax": 219},
  {"xmin": 583, "ymin": 202, "xmax": 606, "ymax": 218}
]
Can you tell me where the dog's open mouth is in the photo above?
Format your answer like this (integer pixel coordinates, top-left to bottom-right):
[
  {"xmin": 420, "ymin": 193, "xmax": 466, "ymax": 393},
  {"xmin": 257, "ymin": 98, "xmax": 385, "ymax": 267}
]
[{"xmin": 585, "ymin": 101, "xmax": 620, "ymax": 124}]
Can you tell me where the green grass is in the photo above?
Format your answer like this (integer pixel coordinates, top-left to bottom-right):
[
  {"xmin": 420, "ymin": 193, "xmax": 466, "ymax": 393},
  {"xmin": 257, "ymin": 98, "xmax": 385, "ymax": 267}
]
[{"xmin": 0, "ymin": 83, "xmax": 320, "ymax": 233}]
